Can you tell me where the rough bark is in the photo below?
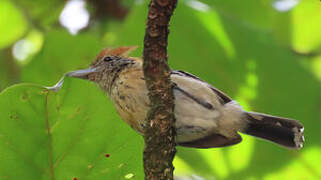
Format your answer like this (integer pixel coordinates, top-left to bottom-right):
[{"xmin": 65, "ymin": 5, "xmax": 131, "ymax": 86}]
[{"xmin": 142, "ymin": 0, "xmax": 178, "ymax": 180}]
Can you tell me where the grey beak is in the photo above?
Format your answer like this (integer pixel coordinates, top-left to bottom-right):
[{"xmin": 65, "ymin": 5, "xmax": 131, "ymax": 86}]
[
  {"xmin": 46, "ymin": 67, "xmax": 100, "ymax": 92},
  {"xmin": 66, "ymin": 67, "xmax": 99, "ymax": 79}
]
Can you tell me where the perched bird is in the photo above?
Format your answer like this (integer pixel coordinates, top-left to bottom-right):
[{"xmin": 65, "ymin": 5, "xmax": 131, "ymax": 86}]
[{"xmin": 68, "ymin": 46, "xmax": 304, "ymax": 149}]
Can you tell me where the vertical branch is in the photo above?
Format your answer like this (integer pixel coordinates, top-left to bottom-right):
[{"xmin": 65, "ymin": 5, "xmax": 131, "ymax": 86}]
[{"xmin": 142, "ymin": 0, "xmax": 177, "ymax": 179}]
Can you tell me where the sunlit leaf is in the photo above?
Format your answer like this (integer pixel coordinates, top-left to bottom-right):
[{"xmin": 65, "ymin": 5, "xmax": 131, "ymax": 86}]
[
  {"xmin": 264, "ymin": 148, "xmax": 321, "ymax": 180},
  {"xmin": 196, "ymin": 0, "xmax": 277, "ymax": 29},
  {"xmin": 0, "ymin": 0, "xmax": 27, "ymax": 49},
  {"xmin": 273, "ymin": 1, "xmax": 321, "ymax": 53},
  {"xmin": 290, "ymin": 1, "xmax": 321, "ymax": 52}
]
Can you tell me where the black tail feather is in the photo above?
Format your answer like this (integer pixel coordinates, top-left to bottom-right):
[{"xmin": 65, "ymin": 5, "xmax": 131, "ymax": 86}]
[{"xmin": 241, "ymin": 112, "xmax": 304, "ymax": 149}]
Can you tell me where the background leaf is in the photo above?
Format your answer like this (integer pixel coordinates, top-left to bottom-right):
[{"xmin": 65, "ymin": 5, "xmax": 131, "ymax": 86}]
[
  {"xmin": 0, "ymin": 0, "xmax": 320, "ymax": 179},
  {"xmin": 21, "ymin": 30, "xmax": 104, "ymax": 85},
  {"xmin": 0, "ymin": 0, "xmax": 27, "ymax": 49},
  {"xmin": 108, "ymin": 1, "xmax": 321, "ymax": 179},
  {"xmin": 11, "ymin": 0, "xmax": 65, "ymax": 28}
]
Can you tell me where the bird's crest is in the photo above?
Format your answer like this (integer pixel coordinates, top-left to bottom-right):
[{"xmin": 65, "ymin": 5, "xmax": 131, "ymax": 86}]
[
  {"xmin": 97, "ymin": 46, "xmax": 137, "ymax": 59},
  {"xmin": 91, "ymin": 46, "xmax": 138, "ymax": 66}
]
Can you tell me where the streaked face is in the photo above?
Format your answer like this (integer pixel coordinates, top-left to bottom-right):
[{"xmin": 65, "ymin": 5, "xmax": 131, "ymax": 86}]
[
  {"xmin": 66, "ymin": 55, "xmax": 137, "ymax": 95},
  {"xmin": 89, "ymin": 55, "xmax": 135, "ymax": 82},
  {"xmin": 66, "ymin": 46, "xmax": 138, "ymax": 82},
  {"xmin": 67, "ymin": 55, "xmax": 126, "ymax": 81}
]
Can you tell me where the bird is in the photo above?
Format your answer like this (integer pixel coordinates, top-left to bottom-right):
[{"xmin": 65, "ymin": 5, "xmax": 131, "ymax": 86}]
[{"xmin": 67, "ymin": 46, "xmax": 304, "ymax": 149}]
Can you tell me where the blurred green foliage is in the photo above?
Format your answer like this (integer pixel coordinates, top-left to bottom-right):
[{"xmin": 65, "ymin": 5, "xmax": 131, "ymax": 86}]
[{"xmin": 0, "ymin": 0, "xmax": 320, "ymax": 179}]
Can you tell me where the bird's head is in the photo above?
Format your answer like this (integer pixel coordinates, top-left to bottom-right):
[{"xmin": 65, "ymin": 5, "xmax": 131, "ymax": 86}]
[{"xmin": 67, "ymin": 46, "xmax": 139, "ymax": 92}]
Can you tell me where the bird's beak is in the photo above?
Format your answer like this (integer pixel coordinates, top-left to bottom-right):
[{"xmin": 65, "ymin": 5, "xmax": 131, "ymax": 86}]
[
  {"xmin": 47, "ymin": 67, "xmax": 100, "ymax": 92},
  {"xmin": 66, "ymin": 67, "xmax": 100, "ymax": 80}
]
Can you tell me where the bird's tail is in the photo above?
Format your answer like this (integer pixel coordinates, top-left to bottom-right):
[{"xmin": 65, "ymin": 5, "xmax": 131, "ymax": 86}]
[{"xmin": 241, "ymin": 111, "xmax": 304, "ymax": 149}]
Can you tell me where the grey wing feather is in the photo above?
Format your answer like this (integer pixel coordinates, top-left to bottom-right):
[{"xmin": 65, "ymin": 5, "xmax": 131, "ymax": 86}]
[
  {"xmin": 173, "ymin": 85, "xmax": 214, "ymax": 110},
  {"xmin": 171, "ymin": 70, "xmax": 232, "ymax": 104},
  {"xmin": 170, "ymin": 70, "xmax": 243, "ymax": 148}
]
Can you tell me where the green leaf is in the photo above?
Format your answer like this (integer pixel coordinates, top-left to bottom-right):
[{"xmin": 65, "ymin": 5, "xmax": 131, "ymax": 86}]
[
  {"xmin": 264, "ymin": 148, "xmax": 321, "ymax": 180},
  {"xmin": 197, "ymin": 0, "xmax": 276, "ymax": 29},
  {"xmin": 0, "ymin": 79, "xmax": 144, "ymax": 179},
  {"xmin": 3, "ymin": 0, "xmax": 320, "ymax": 179},
  {"xmin": 0, "ymin": 0, "xmax": 28, "ymax": 49}
]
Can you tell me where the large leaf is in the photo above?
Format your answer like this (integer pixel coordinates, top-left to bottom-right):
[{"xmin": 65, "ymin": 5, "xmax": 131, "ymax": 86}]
[{"xmin": 0, "ymin": 78, "xmax": 144, "ymax": 179}]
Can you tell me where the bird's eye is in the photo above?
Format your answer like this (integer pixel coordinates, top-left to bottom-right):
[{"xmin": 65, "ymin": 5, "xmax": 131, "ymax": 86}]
[{"xmin": 103, "ymin": 56, "xmax": 113, "ymax": 62}]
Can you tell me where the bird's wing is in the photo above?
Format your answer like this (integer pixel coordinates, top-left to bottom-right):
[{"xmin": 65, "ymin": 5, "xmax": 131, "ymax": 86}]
[
  {"xmin": 170, "ymin": 70, "xmax": 242, "ymax": 148},
  {"xmin": 171, "ymin": 70, "xmax": 232, "ymax": 105}
]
